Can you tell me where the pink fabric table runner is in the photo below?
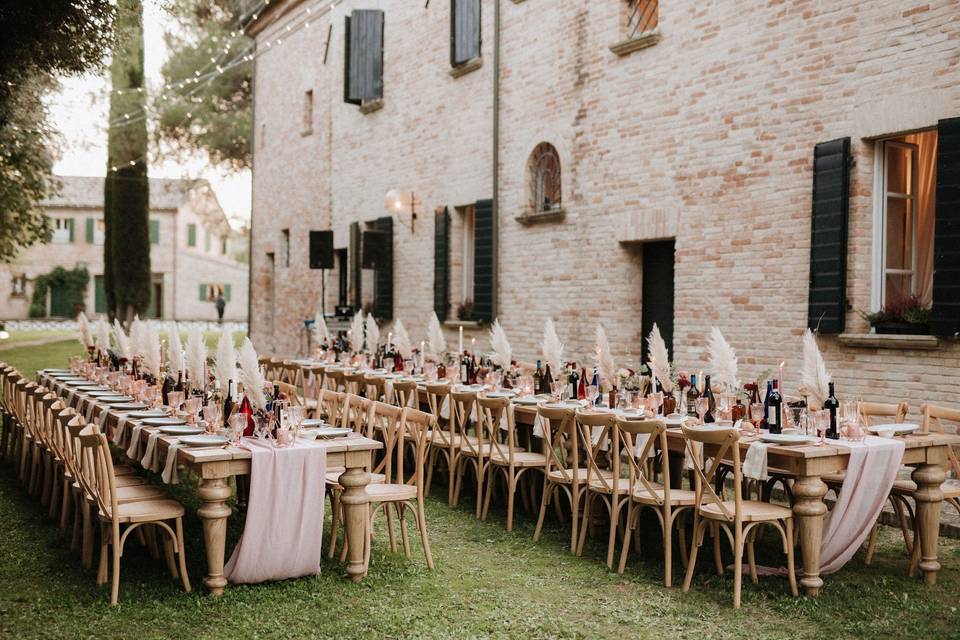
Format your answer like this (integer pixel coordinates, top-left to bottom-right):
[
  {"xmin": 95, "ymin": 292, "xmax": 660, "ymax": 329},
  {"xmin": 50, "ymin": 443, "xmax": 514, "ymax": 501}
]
[
  {"xmin": 820, "ymin": 435, "xmax": 905, "ymax": 574},
  {"xmin": 224, "ymin": 437, "xmax": 328, "ymax": 584}
]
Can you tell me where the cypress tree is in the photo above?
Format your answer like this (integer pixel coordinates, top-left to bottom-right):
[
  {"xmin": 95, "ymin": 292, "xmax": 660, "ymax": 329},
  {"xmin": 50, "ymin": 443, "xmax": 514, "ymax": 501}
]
[{"xmin": 104, "ymin": 0, "xmax": 150, "ymax": 323}]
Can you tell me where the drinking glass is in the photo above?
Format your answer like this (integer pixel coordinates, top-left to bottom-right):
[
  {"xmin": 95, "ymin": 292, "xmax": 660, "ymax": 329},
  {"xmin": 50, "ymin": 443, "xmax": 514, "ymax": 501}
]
[
  {"xmin": 228, "ymin": 414, "xmax": 246, "ymax": 445},
  {"xmin": 551, "ymin": 381, "xmax": 567, "ymax": 401},
  {"xmin": 813, "ymin": 409, "xmax": 829, "ymax": 445},
  {"xmin": 183, "ymin": 397, "xmax": 201, "ymax": 425},
  {"xmin": 167, "ymin": 391, "xmax": 184, "ymax": 413},
  {"xmin": 286, "ymin": 405, "xmax": 305, "ymax": 440},
  {"xmin": 142, "ymin": 386, "xmax": 157, "ymax": 408},
  {"xmin": 252, "ymin": 414, "xmax": 268, "ymax": 440},
  {"xmin": 695, "ymin": 397, "xmax": 709, "ymax": 424},
  {"xmin": 717, "ymin": 394, "xmax": 732, "ymax": 422},
  {"xmin": 587, "ymin": 385, "xmax": 599, "ymax": 407},
  {"xmin": 424, "ymin": 362, "xmax": 438, "ymax": 382},
  {"xmin": 204, "ymin": 403, "xmax": 222, "ymax": 433},
  {"xmin": 648, "ymin": 391, "xmax": 664, "ymax": 417},
  {"xmin": 750, "ymin": 402, "xmax": 764, "ymax": 426}
]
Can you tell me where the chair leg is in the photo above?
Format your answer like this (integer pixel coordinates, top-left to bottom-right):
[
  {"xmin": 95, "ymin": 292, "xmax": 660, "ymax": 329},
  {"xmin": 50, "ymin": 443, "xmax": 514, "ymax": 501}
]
[
  {"xmin": 733, "ymin": 527, "xmax": 744, "ymax": 609},
  {"xmin": 163, "ymin": 534, "xmax": 179, "ymax": 579},
  {"xmin": 606, "ymin": 494, "xmax": 621, "ymax": 569},
  {"xmin": 59, "ymin": 479, "xmax": 72, "ymax": 534},
  {"xmin": 570, "ymin": 486, "xmax": 581, "ymax": 555},
  {"xmin": 385, "ymin": 503, "xmax": 398, "ymax": 553},
  {"xmin": 891, "ymin": 495, "xmax": 913, "ymax": 554},
  {"xmin": 110, "ymin": 528, "xmax": 122, "ymax": 606},
  {"xmin": 747, "ymin": 534, "xmax": 759, "ymax": 585},
  {"xmin": 617, "ymin": 505, "xmax": 635, "ymax": 575},
  {"xmin": 424, "ymin": 448, "xmax": 437, "ymax": 498},
  {"xmin": 506, "ymin": 468, "xmax": 516, "ymax": 531},
  {"xmin": 176, "ymin": 518, "xmax": 191, "ymax": 593},
  {"xmin": 97, "ymin": 523, "xmax": 109, "ymax": 586},
  {"xmin": 327, "ymin": 490, "xmax": 341, "ymax": 560},
  {"xmin": 397, "ymin": 504, "xmax": 411, "ymax": 558},
  {"xmin": 678, "ymin": 511, "xmax": 689, "ymax": 569},
  {"xmin": 533, "ymin": 482, "xmax": 551, "ymax": 543},
  {"xmin": 785, "ymin": 518, "xmax": 798, "ymax": 596},
  {"xmin": 481, "ymin": 465, "xmax": 495, "ymax": 522},
  {"xmin": 81, "ymin": 500, "xmax": 94, "ymax": 569},
  {"xmin": 447, "ymin": 451, "xmax": 458, "ymax": 506},
  {"xmin": 576, "ymin": 491, "xmax": 592, "ymax": 556},
  {"xmin": 864, "ymin": 523, "xmax": 880, "ymax": 565},
  {"xmin": 713, "ymin": 522, "xmax": 724, "ymax": 575},
  {"xmin": 682, "ymin": 517, "xmax": 703, "ymax": 593},
  {"xmin": 416, "ymin": 499, "xmax": 434, "ymax": 570},
  {"xmin": 451, "ymin": 458, "xmax": 464, "ymax": 507},
  {"xmin": 48, "ymin": 466, "xmax": 60, "ymax": 518},
  {"xmin": 663, "ymin": 507, "xmax": 673, "ymax": 588}
]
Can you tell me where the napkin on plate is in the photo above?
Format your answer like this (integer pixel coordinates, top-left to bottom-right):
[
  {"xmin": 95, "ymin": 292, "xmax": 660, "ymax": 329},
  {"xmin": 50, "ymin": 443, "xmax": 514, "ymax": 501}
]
[
  {"xmin": 162, "ymin": 441, "xmax": 184, "ymax": 484},
  {"xmin": 742, "ymin": 441, "xmax": 770, "ymax": 481}
]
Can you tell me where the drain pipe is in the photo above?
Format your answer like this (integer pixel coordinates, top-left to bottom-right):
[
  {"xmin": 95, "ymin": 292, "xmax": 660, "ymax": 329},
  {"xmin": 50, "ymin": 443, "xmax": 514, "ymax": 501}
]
[{"xmin": 492, "ymin": 0, "xmax": 501, "ymax": 318}]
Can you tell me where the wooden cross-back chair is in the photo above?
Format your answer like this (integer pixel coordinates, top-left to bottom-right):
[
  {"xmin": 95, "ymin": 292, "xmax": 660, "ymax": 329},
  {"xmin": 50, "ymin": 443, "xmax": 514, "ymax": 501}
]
[
  {"xmin": 616, "ymin": 417, "xmax": 698, "ymax": 587},
  {"xmin": 325, "ymin": 368, "xmax": 347, "ymax": 393},
  {"xmin": 343, "ymin": 371, "xmax": 366, "ymax": 396},
  {"xmin": 271, "ymin": 380, "xmax": 304, "ymax": 407},
  {"xmin": 0, "ymin": 365, "xmax": 18, "ymax": 460},
  {"xmin": 278, "ymin": 361, "xmax": 303, "ymax": 388},
  {"xmin": 479, "ymin": 396, "xmax": 546, "ymax": 532},
  {"xmin": 78, "ymin": 425, "xmax": 190, "ymax": 605},
  {"xmin": 342, "ymin": 394, "xmax": 372, "ymax": 436},
  {"xmin": 13, "ymin": 378, "xmax": 32, "ymax": 480},
  {"xmin": 532, "ymin": 404, "xmax": 603, "ymax": 553},
  {"xmin": 364, "ymin": 374, "xmax": 386, "ymax": 403},
  {"xmin": 318, "ymin": 389, "xmax": 347, "ymax": 426},
  {"xmin": 393, "ymin": 379, "xmax": 418, "ymax": 409},
  {"xmin": 303, "ymin": 364, "xmax": 326, "ymax": 410},
  {"xmin": 423, "ymin": 382, "xmax": 456, "ymax": 503},
  {"xmin": 40, "ymin": 394, "xmax": 66, "ymax": 518},
  {"xmin": 680, "ymin": 424, "xmax": 797, "ymax": 609},
  {"xmin": 451, "ymin": 389, "xmax": 484, "ymax": 517}
]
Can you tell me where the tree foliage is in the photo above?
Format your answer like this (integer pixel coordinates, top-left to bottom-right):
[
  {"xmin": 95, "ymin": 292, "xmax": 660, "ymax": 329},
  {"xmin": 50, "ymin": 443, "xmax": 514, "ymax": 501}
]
[
  {"xmin": 156, "ymin": 0, "xmax": 252, "ymax": 171},
  {"xmin": 105, "ymin": 0, "xmax": 151, "ymax": 322},
  {"xmin": 0, "ymin": 1, "xmax": 117, "ymax": 263}
]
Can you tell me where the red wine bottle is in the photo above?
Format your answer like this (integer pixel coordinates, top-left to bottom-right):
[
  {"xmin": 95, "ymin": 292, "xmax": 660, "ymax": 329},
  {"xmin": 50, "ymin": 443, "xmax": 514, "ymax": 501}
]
[
  {"xmin": 823, "ymin": 382, "xmax": 839, "ymax": 439},
  {"xmin": 703, "ymin": 375, "xmax": 716, "ymax": 423}
]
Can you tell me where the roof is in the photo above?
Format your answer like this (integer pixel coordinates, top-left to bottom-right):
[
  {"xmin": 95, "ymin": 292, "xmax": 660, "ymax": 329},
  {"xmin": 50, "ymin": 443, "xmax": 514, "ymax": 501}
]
[{"xmin": 42, "ymin": 175, "xmax": 209, "ymax": 211}]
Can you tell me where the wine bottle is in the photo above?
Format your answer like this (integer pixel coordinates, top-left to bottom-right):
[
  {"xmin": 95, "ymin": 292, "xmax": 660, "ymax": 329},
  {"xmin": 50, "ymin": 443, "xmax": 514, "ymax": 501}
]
[
  {"xmin": 460, "ymin": 351, "xmax": 469, "ymax": 383},
  {"xmin": 175, "ymin": 371, "xmax": 184, "ymax": 393},
  {"xmin": 767, "ymin": 380, "xmax": 783, "ymax": 434},
  {"xmin": 543, "ymin": 362, "xmax": 553, "ymax": 394},
  {"xmin": 223, "ymin": 379, "xmax": 234, "ymax": 423},
  {"xmin": 687, "ymin": 374, "xmax": 700, "ymax": 418},
  {"xmin": 568, "ymin": 363, "xmax": 579, "ymax": 400},
  {"xmin": 761, "ymin": 381, "xmax": 772, "ymax": 430},
  {"xmin": 703, "ymin": 375, "xmax": 716, "ymax": 423},
  {"xmin": 239, "ymin": 391, "xmax": 254, "ymax": 437},
  {"xmin": 591, "ymin": 369, "xmax": 601, "ymax": 405},
  {"xmin": 824, "ymin": 381, "xmax": 840, "ymax": 440},
  {"xmin": 577, "ymin": 367, "xmax": 587, "ymax": 400},
  {"xmin": 533, "ymin": 360, "xmax": 544, "ymax": 395}
]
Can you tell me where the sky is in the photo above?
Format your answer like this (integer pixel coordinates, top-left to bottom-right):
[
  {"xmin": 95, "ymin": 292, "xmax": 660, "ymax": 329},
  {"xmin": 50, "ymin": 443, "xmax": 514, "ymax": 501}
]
[{"xmin": 47, "ymin": 2, "xmax": 252, "ymax": 225}]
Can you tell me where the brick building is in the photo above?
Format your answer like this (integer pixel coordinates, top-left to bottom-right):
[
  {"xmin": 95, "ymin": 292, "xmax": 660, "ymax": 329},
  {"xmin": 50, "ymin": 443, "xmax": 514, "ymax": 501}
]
[
  {"xmin": 1, "ymin": 176, "xmax": 249, "ymax": 322},
  {"xmin": 246, "ymin": 0, "xmax": 960, "ymax": 416}
]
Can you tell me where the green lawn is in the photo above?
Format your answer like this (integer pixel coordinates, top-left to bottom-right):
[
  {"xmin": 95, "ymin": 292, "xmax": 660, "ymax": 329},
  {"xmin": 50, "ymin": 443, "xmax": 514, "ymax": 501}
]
[
  {"xmin": 0, "ymin": 329, "xmax": 75, "ymax": 350},
  {"xmin": 1, "ymin": 340, "xmax": 958, "ymax": 639}
]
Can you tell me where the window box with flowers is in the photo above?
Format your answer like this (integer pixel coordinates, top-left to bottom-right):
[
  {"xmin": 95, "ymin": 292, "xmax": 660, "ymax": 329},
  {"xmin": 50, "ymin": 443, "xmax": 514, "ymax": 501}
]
[{"xmin": 859, "ymin": 295, "xmax": 932, "ymax": 336}]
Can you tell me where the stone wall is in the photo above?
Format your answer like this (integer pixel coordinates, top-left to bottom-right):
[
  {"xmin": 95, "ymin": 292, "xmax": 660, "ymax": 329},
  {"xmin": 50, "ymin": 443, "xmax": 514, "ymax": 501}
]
[{"xmin": 248, "ymin": 0, "xmax": 960, "ymax": 419}]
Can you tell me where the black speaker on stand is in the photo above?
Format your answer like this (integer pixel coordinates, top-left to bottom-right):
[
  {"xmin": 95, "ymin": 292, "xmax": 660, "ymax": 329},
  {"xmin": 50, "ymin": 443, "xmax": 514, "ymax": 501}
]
[{"xmin": 309, "ymin": 231, "xmax": 334, "ymax": 331}]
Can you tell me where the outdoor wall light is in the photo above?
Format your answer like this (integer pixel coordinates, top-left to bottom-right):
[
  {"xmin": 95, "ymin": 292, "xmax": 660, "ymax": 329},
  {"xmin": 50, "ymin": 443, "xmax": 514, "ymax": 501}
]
[{"xmin": 384, "ymin": 189, "xmax": 419, "ymax": 233}]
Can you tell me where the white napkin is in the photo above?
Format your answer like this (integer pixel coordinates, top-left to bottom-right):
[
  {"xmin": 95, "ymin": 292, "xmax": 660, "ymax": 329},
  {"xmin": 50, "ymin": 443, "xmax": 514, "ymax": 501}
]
[
  {"xmin": 384, "ymin": 380, "xmax": 395, "ymax": 405},
  {"xmin": 742, "ymin": 441, "xmax": 770, "ymax": 481},
  {"xmin": 111, "ymin": 414, "xmax": 131, "ymax": 446},
  {"xmin": 66, "ymin": 388, "xmax": 77, "ymax": 407},
  {"xmin": 125, "ymin": 422, "xmax": 147, "ymax": 459},
  {"xmin": 683, "ymin": 440, "xmax": 702, "ymax": 471},
  {"xmin": 162, "ymin": 441, "xmax": 184, "ymax": 484},
  {"xmin": 84, "ymin": 400, "xmax": 97, "ymax": 423},
  {"xmin": 98, "ymin": 409, "xmax": 110, "ymax": 438},
  {"xmin": 141, "ymin": 431, "xmax": 164, "ymax": 472}
]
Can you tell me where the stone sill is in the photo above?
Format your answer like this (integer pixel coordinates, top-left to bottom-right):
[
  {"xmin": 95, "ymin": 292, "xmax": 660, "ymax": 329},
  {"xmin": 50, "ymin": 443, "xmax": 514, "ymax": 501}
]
[
  {"xmin": 609, "ymin": 31, "xmax": 661, "ymax": 57},
  {"xmin": 444, "ymin": 320, "xmax": 482, "ymax": 329},
  {"xmin": 359, "ymin": 99, "xmax": 384, "ymax": 115},
  {"xmin": 838, "ymin": 333, "xmax": 939, "ymax": 350},
  {"xmin": 300, "ymin": 128, "xmax": 313, "ymax": 137},
  {"xmin": 516, "ymin": 208, "xmax": 566, "ymax": 226},
  {"xmin": 449, "ymin": 57, "xmax": 483, "ymax": 78}
]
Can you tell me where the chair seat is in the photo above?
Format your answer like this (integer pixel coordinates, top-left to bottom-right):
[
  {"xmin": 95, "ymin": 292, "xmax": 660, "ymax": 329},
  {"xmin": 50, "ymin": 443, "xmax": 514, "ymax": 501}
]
[
  {"xmin": 114, "ymin": 474, "xmax": 147, "ymax": 488},
  {"xmin": 115, "ymin": 484, "xmax": 168, "ymax": 504},
  {"xmin": 366, "ymin": 483, "xmax": 417, "ymax": 502},
  {"xmin": 632, "ymin": 485, "xmax": 699, "ymax": 506},
  {"xmin": 547, "ymin": 468, "xmax": 614, "ymax": 485},
  {"xmin": 943, "ymin": 478, "xmax": 960, "ymax": 500},
  {"xmin": 325, "ymin": 470, "xmax": 386, "ymax": 486},
  {"xmin": 114, "ymin": 464, "xmax": 137, "ymax": 477},
  {"xmin": 487, "ymin": 449, "xmax": 547, "ymax": 467},
  {"xmin": 428, "ymin": 430, "xmax": 466, "ymax": 448},
  {"xmin": 104, "ymin": 498, "xmax": 185, "ymax": 524},
  {"xmin": 587, "ymin": 476, "xmax": 640, "ymax": 494},
  {"xmin": 700, "ymin": 500, "xmax": 792, "ymax": 522}
]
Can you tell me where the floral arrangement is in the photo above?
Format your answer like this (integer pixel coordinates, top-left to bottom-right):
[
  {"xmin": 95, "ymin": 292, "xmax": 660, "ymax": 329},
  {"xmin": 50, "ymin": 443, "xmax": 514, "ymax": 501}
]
[{"xmin": 676, "ymin": 369, "xmax": 691, "ymax": 391}]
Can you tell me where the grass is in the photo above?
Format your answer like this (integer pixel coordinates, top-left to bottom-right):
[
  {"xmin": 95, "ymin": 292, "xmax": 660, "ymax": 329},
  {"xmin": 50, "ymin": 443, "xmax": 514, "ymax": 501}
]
[
  {"xmin": 1, "ymin": 341, "xmax": 959, "ymax": 639},
  {"xmin": 0, "ymin": 329, "xmax": 74, "ymax": 350}
]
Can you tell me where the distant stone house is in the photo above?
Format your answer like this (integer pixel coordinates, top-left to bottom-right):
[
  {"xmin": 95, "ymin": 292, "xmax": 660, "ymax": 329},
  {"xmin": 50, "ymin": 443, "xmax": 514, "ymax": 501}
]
[{"xmin": 1, "ymin": 175, "xmax": 249, "ymax": 322}]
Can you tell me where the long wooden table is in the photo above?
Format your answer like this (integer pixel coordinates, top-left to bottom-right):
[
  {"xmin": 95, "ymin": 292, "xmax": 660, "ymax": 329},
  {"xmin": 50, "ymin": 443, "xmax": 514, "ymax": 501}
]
[
  {"xmin": 40, "ymin": 371, "xmax": 382, "ymax": 596},
  {"xmin": 512, "ymin": 404, "xmax": 959, "ymax": 596}
]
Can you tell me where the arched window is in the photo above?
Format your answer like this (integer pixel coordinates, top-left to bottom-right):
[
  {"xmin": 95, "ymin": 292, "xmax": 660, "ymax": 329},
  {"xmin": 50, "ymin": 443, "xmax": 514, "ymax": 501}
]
[{"xmin": 528, "ymin": 143, "xmax": 562, "ymax": 212}]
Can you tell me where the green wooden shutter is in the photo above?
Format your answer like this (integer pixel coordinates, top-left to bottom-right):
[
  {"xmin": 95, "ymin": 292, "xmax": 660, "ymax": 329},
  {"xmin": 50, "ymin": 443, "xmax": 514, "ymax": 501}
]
[
  {"xmin": 345, "ymin": 10, "xmax": 384, "ymax": 103},
  {"xmin": 932, "ymin": 117, "xmax": 960, "ymax": 335},
  {"xmin": 350, "ymin": 221, "xmax": 362, "ymax": 309},
  {"xmin": 373, "ymin": 216, "xmax": 393, "ymax": 320},
  {"xmin": 224, "ymin": 283, "xmax": 232, "ymax": 302},
  {"xmin": 343, "ymin": 15, "xmax": 359, "ymax": 105},
  {"xmin": 199, "ymin": 284, "xmax": 207, "ymax": 301},
  {"xmin": 473, "ymin": 198, "xmax": 495, "ymax": 322},
  {"xmin": 434, "ymin": 207, "xmax": 450, "ymax": 320},
  {"xmin": 807, "ymin": 138, "xmax": 850, "ymax": 334},
  {"xmin": 86, "ymin": 218, "xmax": 95, "ymax": 243},
  {"xmin": 187, "ymin": 223, "xmax": 197, "ymax": 247},
  {"xmin": 67, "ymin": 218, "xmax": 75, "ymax": 242},
  {"xmin": 451, "ymin": 0, "xmax": 481, "ymax": 66},
  {"xmin": 149, "ymin": 219, "xmax": 160, "ymax": 244}
]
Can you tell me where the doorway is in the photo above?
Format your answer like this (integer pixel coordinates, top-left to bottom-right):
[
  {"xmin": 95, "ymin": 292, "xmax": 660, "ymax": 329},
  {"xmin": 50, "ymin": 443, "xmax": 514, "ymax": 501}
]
[{"xmin": 641, "ymin": 240, "xmax": 675, "ymax": 364}]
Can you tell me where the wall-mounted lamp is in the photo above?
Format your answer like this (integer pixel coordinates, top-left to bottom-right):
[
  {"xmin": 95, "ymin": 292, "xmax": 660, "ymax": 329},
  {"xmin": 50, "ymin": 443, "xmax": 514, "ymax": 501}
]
[{"xmin": 384, "ymin": 189, "xmax": 419, "ymax": 233}]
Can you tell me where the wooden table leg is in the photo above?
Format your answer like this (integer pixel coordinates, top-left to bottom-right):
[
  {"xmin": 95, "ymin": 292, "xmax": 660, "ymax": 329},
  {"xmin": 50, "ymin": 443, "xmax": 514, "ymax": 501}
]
[
  {"xmin": 912, "ymin": 463, "xmax": 945, "ymax": 585},
  {"xmin": 339, "ymin": 466, "xmax": 371, "ymax": 582},
  {"xmin": 793, "ymin": 474, "xmax": 827, "ymax": 597},
  {"xmin": 197, "ymin": 477, "xmax": 233, "ymax": 596}
]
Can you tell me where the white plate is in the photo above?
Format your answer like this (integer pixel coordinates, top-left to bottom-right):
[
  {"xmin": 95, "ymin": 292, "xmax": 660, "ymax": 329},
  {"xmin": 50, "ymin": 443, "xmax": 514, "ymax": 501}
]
[
  {"xmin": 664, "ymin": 416, "xmax": 688, "ymax": 427},
  {"xmin": 144, "ymin": 417, "xmax": 187, "ymax": 427},
  {"xmin": 44, "ymin": 369, "xmax": 72, "ymax": 373},
  {"xmin": 129, "ymin": 410, "xmax": 168, "ymax": 419},
  {"xmin": 179, "ymin": 434, "xmax": 228, "ymax": 447},
  {"xmin": 301, "ymin": 418, "xmax": 327, "ymax": 428},
  {"xmin": 63, "ymin": 379, "xmax": 92, "ymax": 386},
  {"xmin": 160, "ymin": 425, "xmax": 204, "ymax": 436},
  {"xmin": 98, "ymin": 395, "xmax": 135, "ymax": 404},
  {"xmin": 76, "ymin": 385, "xmax": 110, "ymax": 391},
  {"xmin": 111, "ymin": 402, "xmax": 148, "ymax": 411},
  {"xmin": 515, "ymin": 396, "xmax": 546, "ymax": 405},
  {"xmin": 868, "ymin": 423, "xmax": 920, "ymax": 436},
  {"xmin": 87, "ymin": 390, "xmax": 120, "ymax": 397},
  {"xmin": 485, "ymin": 391, "xmax": 515, "ymax": 398},
  {"xmin": 301, "ymin": 427, "xmax": 352, "ymax": 439},
  {"xmin": 760, "ymin": 433, "xmax": 817, "ymax": 445}
]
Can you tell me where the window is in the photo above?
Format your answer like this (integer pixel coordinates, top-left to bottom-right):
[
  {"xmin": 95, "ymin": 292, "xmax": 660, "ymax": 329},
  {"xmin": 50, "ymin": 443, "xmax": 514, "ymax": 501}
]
[
  {"xmin": 52, "ymin": 218, "xmax": 73, "ymax": 244},
  {"xmin": 221, "ymin": 236, "xmax": 228, "ymax": 255},
  {"xmin": 10, "ymin": 274, "xmax": 27, "ymax": 298},
  {"xmin": 873, "ymin": 130, "xmax": 937, "ymax": 309},
  {"xmin": 187, "ymin": 223, "xmax": 197, "ymax": 247},
  {"xmin": 85, "ymin": 218, "xmax": 106, "ymax": 245},
  {"xmin": 460, "ymin": 205, "xmax": 475, "ymax": 304},
  {"xmin": 625, "ymin": 0, "xmax": 659, "ymax": 39},
  {"xmin": 200, "ymin": 283, "xmax": 230, "ymax": 302},
  {"xmin": 282, "ymin": 228, "xmax": 290, "ymax": 267},
  {"xmin": 528, "ymin": 143, "xmax": 562, "ymax": 212},
  {"xmin": 149, "ymin": 219, "xmax": 160, "ymax": 245},
  {"xmin": 204, "ymin": 228, "xmax": 212, "ymax": 252},
  {"xmin": 344, "ymin": 10, "xmax": 384, "ymax": 108},
  {"xmin": 451, "ymin": 0, "xmax": 481, "ymax": 67},
  {"xmin": 302, "ymin": 89, "xmax": 314, "ymax": 134}
]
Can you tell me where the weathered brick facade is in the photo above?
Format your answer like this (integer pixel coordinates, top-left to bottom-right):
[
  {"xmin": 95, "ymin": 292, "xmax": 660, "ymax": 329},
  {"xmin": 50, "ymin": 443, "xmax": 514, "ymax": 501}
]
[{"xmin": 248, "ymin": 0, "xmax": 960, "ymax": 418}]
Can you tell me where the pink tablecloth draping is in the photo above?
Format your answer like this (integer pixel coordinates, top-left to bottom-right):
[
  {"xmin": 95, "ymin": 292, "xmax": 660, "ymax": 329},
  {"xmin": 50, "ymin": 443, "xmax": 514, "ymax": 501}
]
[
  {"xmin": 224, "ymin": 437, "xmax": 328, "ymax": 584},
  {"xmin": 820, "ymin": 435, "xmax": 905, "ymax": 574}
]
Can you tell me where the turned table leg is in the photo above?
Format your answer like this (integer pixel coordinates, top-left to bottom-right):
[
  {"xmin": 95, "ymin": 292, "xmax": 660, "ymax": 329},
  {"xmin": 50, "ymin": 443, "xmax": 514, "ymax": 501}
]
[
  {"xmin": 912, "ymin": 463, "xmax": 945, "ymax": 585},
  {"xmin": 339, "ymin": 466, "xmax": 371, "ymax": 582},
  {"xmin": 198, "ymin": 477, "xmax": 233, "ymax": 596},
  {"xmin": 793, "ymin": 474, "xmax": 828, "ymax": 597}
]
